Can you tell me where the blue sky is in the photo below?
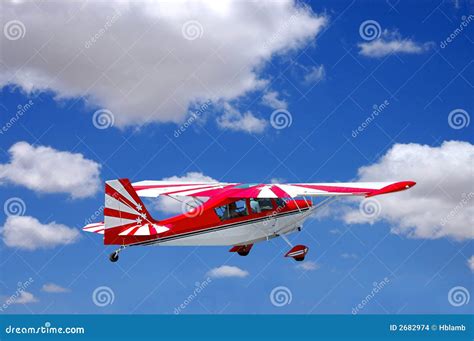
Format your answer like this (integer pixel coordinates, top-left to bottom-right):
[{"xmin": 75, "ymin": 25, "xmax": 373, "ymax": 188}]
[{"xmin": 0, "ymin": 0, "xmax": 473, "ymax": 315}]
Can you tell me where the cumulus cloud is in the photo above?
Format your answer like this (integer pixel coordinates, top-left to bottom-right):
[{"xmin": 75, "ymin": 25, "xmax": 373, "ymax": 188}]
[
  {"xmin": 359, "ymin": 30, "xmax": 433, "ymax": 58},
  {"xmin": 261, "ymin": 91, "xmax": 288, "ymax": 110},
  {"xmin": 13, "ymin": 291, "xmax": 38, "ymax": 304},
  {"xmin": 0, "ymin": 142, "xmax": 100, "ymax": 198},
  {"xmin": 154, "ymin": 172, "xmax": 218, "ymax": 215},
  {"xmin": 41, "ymin": 283, "xmax": 70, "ymax": 293},
  {"xmin": 1, "ymin": 216, "xmax": 80, "ymax": 250},
  {"xmin": 468, "ymin": 256, "xmax": 474, "ymax": 272},
  {"xmin": 304, "ymin": 64, "xmax": 325, "ymax": 83},
  {"xmin": 1, "ymin": 1, "xmax": 326, "ymax": 127},
  {"xmin": 296, "ymin": 261, "xmax": 320, "ymax": 271},
  {"xmin": 342, "ymin": 141, "xmax": 474, "ymax": 240},
  {"xmin": 207, "ymin": 265, "xmax": 249, "ymax": 278},
  {"xmin": 216, "ymin": 103, "xmax": 267, "ymax": 133}
]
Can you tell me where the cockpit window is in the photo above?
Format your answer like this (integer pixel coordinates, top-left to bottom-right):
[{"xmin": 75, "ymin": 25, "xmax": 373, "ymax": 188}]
[
  {"xmin": 215, "ymin": 199, "xmax": 248, "ymax": 221},
  {"xmin": 275, "ymin": 198, "xmax": 287, "ymax": 208},
  {"xmin": 250, "ymin": 198, "xmax": 273, "ymax": 213}
]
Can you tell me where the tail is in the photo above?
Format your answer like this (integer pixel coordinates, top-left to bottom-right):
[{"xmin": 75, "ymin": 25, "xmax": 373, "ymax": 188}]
[{"xmin": 103, "ymin": 178, "xmax": 169, "ymax": 245}]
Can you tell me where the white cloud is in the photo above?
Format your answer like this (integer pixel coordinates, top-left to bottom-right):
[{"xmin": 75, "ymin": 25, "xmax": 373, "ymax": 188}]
[
  {"xmin": 1, "ymin": 216, "xmax": 81, "ymax": 250},
  {"xmin": 304, "ymin": 64, "xmax": 325, "ymax": 83},
  {"xmin": 154, "ymin": 172, "xmax": 217, "ymax": 215},
  {"xmin": 358, "ymin": 30, "xmax": 433, "ymax": 58},
  {"xmin": 1, "ymin": 1, "xmax": 326, "ymax": 127},
  {"xmin": 342, "ymin": 141, "xmax": 474, "ymax": 240},
  {"xmin": 216, "ymin": 103, "xmax": 267, "ymax": 133},
  {"xmin": 207, "ymin": 265, "xmax": 249, "ymax": 278},
  {"xmin": 0, "ymin": 142, "xmax": 100, "ymax": 198},
  {"xmin": 296, "ymin": 261, "xmax": 320, "ymax": 271},
  {"xmin": 468, "ymin": 256, "xmax": 474, "ymax": 272},
  {"xmin": 261, "ymin": 91, "xmax": 288, "ymax": 110},
  {"xmin": 41, "ymin": 283, "xmax": 70, "ymax": 293},
  {"xmin": 14, "ymin": 291, "xmax": 38, "ymax": 304},
  {"xmin": 341, "ymin": 253, "xmax": 358, "ymax": 259}
]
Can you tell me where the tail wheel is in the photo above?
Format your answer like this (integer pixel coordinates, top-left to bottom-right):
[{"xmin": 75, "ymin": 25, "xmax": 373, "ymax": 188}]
[{"xmin": 109, "ymin": 252, "xmax": 119, "ymax": 262}]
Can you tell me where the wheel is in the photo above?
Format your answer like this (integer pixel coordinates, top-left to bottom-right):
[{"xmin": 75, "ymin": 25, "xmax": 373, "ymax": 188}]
[
  {"xmin": 294, "ymin": 256, "xmax": 305, "ymax": 262},
  {"xmin": 238, "ymin": 251, "xmax": 249, "ymax": 256},
  {"xmin": 109, "ymin": 252, "xmax": 119, "ymax": 262}
]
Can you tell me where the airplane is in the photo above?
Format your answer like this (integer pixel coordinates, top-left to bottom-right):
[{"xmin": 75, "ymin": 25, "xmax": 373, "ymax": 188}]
[{"xmin": 83, "ymin": 178, "xmax": 416, "ymax": 262}]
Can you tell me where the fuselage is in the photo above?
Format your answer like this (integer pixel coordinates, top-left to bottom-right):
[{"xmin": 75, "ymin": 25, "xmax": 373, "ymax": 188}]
[{"xmin": 104, "ymin": 196, "xmax": 314, "ymax": 247}]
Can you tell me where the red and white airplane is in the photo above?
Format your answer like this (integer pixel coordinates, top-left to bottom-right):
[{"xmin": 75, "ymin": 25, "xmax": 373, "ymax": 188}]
[{"xmin": 83, "ymin": 178, "xmax": 415, "ymax": 262}]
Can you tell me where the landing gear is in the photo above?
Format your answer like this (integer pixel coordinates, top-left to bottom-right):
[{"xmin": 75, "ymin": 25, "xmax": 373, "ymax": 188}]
[
  {"xmin": 278, "ymin": 231, "xmax": 309, "ymax": 261},
  {"xmin": 285, "ymin": 245, "xmax": 309, "ymax": 261},
  {"xmin": 109, "ymin": 245, "xmax": 125, "ymax": 263}
]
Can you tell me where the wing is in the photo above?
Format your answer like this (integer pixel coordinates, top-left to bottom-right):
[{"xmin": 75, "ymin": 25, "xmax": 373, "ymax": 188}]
[
  {"xmin": 132, "ymin": 180, "xmax": 236, "ymax": 198},
  {"xmin": 132, "ymin": 180, "xmax": 415, "ymax": 199}
]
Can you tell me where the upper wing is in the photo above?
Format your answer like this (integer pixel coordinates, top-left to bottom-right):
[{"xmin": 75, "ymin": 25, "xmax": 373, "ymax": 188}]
[
  {"xmin": 132, "ymin": 180, "xmax": 235, "ymax": 198},
  {"xmin": 132, "ymin": 180, "xmax": 415, "ymax": 199}
]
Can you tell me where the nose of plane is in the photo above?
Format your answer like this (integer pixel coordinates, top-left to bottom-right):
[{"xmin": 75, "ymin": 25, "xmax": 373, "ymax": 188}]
[{"xmin": 404, "ymin": 181, "xmax": 416, "ymax": 189}]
